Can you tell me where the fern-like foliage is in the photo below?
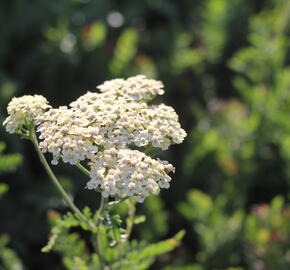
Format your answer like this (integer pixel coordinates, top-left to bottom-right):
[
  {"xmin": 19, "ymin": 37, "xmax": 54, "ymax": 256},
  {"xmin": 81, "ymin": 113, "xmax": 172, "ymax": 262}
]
[{"xmin": 43, "ymin": 206, "xmax": 184, "ymax": 270}]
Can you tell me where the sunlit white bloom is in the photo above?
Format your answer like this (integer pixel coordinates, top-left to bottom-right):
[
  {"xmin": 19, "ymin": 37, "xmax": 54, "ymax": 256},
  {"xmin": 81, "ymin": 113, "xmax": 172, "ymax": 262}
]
[
  {"xmin": 3, "ymin": 95, "xmax": 51, "ymax": 134},
  {"xmin": 5, "ymin": 76, "xmax": 187, "ymax": 202},
  {"xmin": 70, "ymin": 90, "xmax": 186, "ymax": 151}
]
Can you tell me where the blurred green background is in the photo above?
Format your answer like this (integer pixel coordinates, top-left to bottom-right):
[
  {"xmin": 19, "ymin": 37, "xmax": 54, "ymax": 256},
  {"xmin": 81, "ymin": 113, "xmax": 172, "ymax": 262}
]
[{"xmin": 1, "ymin": 0, "xmax": 290, "ymax": 269}]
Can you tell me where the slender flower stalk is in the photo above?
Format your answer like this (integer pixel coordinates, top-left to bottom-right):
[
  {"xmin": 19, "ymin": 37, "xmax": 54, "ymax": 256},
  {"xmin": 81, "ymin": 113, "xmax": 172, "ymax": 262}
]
[
  {"xmin": 94, "ymin": 196, "xmax": 107, "ymax": 268},
  {"xmin": 122, "ymin": 198, "xmax": 136, "ymax": 247},
  {"xmin": 76, "ymin": 162, "xmax": 90, "ymax": 177},
  {"xmin": 29, "ymin": 126, "xmax": 96, "ymax": 230}
]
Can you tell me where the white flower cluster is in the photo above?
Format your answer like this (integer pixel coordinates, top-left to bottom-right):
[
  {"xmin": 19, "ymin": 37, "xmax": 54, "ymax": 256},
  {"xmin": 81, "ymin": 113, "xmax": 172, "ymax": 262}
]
[
  {"xmin": 69, "ymin": 91, "xmax": 186, "ymax": 151},
  {"xmin": 86, "ymin": 148, "xmax": 175, "ymax": 202},
  {"xmin": 3, "ymin": 95, "xmax": 51, "ymax": 134},
  {"xmin": 36, "ymin": 106, "xmax": 99, "ymax": 165},
  {"xmin": 4, "ymin": 75, "xmax": 186, "ymax": 202}
]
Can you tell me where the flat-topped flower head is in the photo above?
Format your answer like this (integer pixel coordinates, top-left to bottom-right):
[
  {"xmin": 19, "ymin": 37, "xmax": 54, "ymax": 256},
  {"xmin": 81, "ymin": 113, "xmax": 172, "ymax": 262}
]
[
  {"xmin": 69, "ymin": 91, "xmax": 186, "ymax": 151},
  {"xmin": 3, "ymin": 95, "xmax": 51, "ymax": 134},
  {"xmin": 35, "ymin": 75, "xmax": 186, "ymax": 202}
]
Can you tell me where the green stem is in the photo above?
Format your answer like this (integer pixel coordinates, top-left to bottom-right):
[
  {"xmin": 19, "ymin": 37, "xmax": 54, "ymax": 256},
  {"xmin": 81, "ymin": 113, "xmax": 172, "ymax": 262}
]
[
  {"xmin": 94, "ymin": 196, "xmax": 107, "ymax": 268},
  {"xmin": 121, "ymin": 198, "xmax": 136, "ymax": 249},
  {"xmin": 95, "ymin": 196, "xmax": 106, "ymax": 226},
  {"xmin": 76, "ymin": 162, "xmax": 90, "ymax": 177},
  {"xmin": 29, "ymin": 128, "xmax": 95, "ymax": 230}
]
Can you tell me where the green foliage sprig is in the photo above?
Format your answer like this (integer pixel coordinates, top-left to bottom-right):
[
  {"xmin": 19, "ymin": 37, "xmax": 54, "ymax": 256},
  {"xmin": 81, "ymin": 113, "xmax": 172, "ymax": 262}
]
[{"xmin": 2, "ymin": 76, "xmax": 186, "ymax": 269}]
